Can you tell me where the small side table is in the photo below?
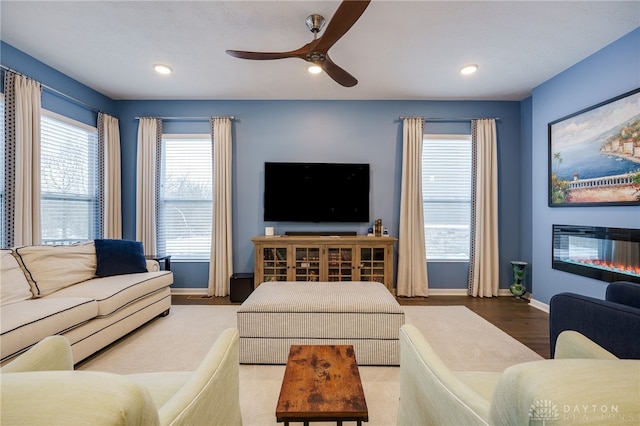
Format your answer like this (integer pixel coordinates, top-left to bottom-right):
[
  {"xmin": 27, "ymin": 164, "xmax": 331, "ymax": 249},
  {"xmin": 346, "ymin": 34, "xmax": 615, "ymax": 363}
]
[{"xmin": 145, "ymin": 255, "xmax": 171, "ymax": 271}]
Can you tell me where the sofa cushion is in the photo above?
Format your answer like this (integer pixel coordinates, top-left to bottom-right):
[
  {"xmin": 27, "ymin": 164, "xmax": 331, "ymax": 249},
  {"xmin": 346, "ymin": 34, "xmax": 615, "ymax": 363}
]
[
  {"xmin": 95, "ymin": 239, "xmax": 148, "ymax": 277},
  {"xmin": 1, "ymin": 371, "xmax": 161, "ymax": 426},
  {"xmin": 489, "ymin": 359, "xmax": 640, "ymax": 425},
  {"xmin": 48, "ymin": 271, "xmax": 173, "ymax": 316},
  {"xmin": 549, "ymin": 291, "xmax": 640, "ymax": 359},
  {"xmin": 455, "ymin": 371, "xmax": 502, "ymax": 401},
  {"xmin": 127, "ymin": 372, "xmax": 192, "ymax": 409},
  {"xmin": 0, "ymin": 249, "xmax": 33, "ymax": 306},
  {"xmin": 14, "ymin": 242, "xmax": 96, "ymax": 297},
  {"xmin": 606, "ymin": 281, "xmax": 640, "ymax": 310},
  {"xmin": 0, "ymin": 297, "xmax": 98, "ymax": 361}
]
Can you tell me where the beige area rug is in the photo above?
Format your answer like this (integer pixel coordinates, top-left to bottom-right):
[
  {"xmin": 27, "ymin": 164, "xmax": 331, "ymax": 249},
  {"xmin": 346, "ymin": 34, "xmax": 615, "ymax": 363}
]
[{"xmin": 78, "ymin": 304, "xmax": 542, "ymax": 426}]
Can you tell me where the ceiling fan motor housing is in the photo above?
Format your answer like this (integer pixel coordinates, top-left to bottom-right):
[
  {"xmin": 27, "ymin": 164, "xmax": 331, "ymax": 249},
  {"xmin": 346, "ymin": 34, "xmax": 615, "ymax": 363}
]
[{"xmin": 305, "ymin": 14, "xmax": 326, "ymax": 33}]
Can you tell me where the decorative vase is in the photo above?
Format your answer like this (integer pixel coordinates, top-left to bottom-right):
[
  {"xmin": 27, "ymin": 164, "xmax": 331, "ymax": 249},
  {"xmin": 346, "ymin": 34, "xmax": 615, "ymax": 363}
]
[{"xmin": 510, "ymin": 261, "xmax": 528, "ymax": 298}]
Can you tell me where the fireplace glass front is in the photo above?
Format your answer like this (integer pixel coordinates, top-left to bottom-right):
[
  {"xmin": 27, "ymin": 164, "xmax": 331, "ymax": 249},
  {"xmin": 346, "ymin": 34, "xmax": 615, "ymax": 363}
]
[{"xmin": 552, "ymin": 225, "xmax": 640, "ymax": 284}]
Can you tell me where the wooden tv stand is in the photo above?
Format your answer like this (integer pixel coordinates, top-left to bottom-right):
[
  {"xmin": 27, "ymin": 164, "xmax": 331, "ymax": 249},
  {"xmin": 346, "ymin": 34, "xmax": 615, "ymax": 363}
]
[{"xmin": 251, "ymin": 235, "xmax": 397, "ymax": 292}]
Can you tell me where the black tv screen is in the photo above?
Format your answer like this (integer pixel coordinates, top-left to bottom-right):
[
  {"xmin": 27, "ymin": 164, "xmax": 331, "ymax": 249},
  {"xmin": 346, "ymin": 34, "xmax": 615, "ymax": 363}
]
[{"xmin": 264, "ymin": 162, "xmax": 370, "ymax": 222}]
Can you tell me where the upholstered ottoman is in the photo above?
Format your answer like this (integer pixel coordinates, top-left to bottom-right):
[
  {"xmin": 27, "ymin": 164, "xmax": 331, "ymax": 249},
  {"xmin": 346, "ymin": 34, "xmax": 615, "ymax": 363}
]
[{"xmin": 237, "ymin": 281, "xmax": 405, "ymax": 365}]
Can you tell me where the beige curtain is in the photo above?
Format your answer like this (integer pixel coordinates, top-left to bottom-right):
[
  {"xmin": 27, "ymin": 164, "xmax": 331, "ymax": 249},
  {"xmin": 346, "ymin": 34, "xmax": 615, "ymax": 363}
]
[
  {"xmin": 136, "ymin": 118, "xmax": 161, "ymax": 254},
  {"xmin": 208, "ymin": 117, "xmax": 234, "ymax": 297},
  {"xmin": 397, "ymin": 117, "xmax": 429, "ymax": 297},
  {"xmin": 468, "ymin": 119, "xmax": 499, "ymax": 297},
  {"xmin": 207, "ymin": 117, "xmax": 233, "ymax": 296},
  {"xmin": 99, "ymin": 113, "xmax": 122, "ymax": 239},
  {"xmin": 4, "ymin": 72, "xmax": 42, "ymax": 246}
]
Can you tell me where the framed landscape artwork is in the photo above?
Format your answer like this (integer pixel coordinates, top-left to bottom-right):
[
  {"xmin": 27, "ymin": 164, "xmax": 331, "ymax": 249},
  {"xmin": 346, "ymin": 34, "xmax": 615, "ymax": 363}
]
[{"xmin": 548, "ymin": 88, "xmax": 640, "ymax": 207}]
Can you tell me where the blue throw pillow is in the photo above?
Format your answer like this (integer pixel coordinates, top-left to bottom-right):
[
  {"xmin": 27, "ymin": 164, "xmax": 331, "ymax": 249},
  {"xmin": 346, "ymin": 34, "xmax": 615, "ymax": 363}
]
[{"xmin": 94, "ymin": 239, "xmax": 148, "ymax": 277}]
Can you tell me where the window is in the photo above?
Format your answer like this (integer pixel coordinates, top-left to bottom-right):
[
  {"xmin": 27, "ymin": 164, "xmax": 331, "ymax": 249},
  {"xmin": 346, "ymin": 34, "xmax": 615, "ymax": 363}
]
[
  {"xmin": 422, "ymin": 134, "xmax": 472, "ymax": 260},
  {"xmin": 40, "ymin": 111, "xmax": 100, "ymax": 244},
  {"xmin": 158, "ymin": 135, "xmax": 212, "ymax": 260}
]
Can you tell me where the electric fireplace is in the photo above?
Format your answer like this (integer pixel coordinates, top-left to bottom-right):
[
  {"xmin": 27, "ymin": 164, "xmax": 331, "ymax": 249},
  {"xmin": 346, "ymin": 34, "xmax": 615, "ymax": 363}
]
[{"xmin": 552, "ymin": 225, "xmax": 640, "ymax": 284}]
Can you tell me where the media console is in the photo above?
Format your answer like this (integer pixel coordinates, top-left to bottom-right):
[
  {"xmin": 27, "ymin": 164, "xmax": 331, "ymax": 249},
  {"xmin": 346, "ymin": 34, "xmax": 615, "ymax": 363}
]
[
  {"xmin": 251, "ymin": 235, "xmax": 397, "ymax": 292},
  {"xmin": 285, "ymin": 231, "xmax": 358, "ymax": 236}
]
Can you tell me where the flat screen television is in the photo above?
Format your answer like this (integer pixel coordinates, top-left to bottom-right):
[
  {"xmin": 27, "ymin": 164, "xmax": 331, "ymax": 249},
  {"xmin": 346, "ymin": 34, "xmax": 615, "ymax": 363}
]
[{"xmin": 264, "ymin": 162, "xmax": 370, "ymax": 222}]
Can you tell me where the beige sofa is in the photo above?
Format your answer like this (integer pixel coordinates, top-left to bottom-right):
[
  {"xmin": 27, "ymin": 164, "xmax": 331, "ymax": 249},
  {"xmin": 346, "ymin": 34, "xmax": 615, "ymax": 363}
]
[
  {"xmin": 0, "ymin": 240, "xmax": 173, "ymax": 364},
  {"xmin": 0, "ymin": 329, "xmax": 242, "ymax": 425},
  {"xmin": 398, "ymin": 324, "xmax": 640, "ymax": 425}
]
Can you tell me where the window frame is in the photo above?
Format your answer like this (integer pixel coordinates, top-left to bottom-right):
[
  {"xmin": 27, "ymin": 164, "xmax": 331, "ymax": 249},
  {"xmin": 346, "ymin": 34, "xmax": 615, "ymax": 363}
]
[
  {"xmin": 40, "ymin": 109, "xmax": 100, "ymax": 245},
  {"xmin": 421, "ymin": 133, "xmax": 472, "ymax": 262},
  {"xmin": 158, "ymin": 133, "xmax": 213, "ymax": 261}
]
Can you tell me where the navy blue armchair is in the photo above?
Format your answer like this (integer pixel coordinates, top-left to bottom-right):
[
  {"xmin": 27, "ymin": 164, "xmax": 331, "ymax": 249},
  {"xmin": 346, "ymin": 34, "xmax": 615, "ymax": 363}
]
[{"xmin": 549, "ymin": 281, "xmax": 640, "ymax": 359}]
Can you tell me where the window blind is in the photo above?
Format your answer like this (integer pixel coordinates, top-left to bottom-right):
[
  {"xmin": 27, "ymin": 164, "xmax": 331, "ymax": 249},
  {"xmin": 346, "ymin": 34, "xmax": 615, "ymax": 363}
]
[
  {"xmin": 40, "ymin": 111, "xmax": 99, "ymax": 244},
  {"xmin": 422, "ymin": 134, "xmax": 472, "ymax": 260},
  {"xmin": 158, "ymin": 135, "xmax": 213, "ymax": 260}
]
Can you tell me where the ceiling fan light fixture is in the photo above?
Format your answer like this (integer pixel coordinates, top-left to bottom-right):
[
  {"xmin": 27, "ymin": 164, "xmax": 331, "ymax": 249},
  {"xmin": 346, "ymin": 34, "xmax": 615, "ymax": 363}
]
[
  {"xmin": 460, "ymin": 64, "xmax": 478, "ymax": 75},
  {"xmin": 308, "ymin": 64, "xmax": 323, "ymax": 74},
  {"xmin": 154, "ymin": 64, "xmax": 173, "ymax": 75}
]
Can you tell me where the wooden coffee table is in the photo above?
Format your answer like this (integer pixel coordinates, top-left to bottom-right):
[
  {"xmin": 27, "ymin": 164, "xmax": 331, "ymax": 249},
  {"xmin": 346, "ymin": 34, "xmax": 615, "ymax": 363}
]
[{"xmin": 276, "ymin": 345, "xmax": 368, "ymax": 425}]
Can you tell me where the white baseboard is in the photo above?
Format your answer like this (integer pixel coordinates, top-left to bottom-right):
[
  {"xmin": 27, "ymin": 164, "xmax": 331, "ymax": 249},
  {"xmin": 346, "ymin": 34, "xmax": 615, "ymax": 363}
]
[
  {"xmin": 421, "ymin": 288, "xmax": 522, "ymax": 297},
  {"xmin": 173, "ymin": 288, "xmax": 478, "ymax": 296},
  {"xmin": 528, "ymin": 298, "xmax": 550, "ymax": 313},
  {"xmin": 171, "ymin": 288, "xmax": 209, "ymax": 296},
  {"xmin": 171, "ymin": 287, "xmax": 548, "ymax": 313},
  {"xmin": 426, "ymin": 288, "xmax": 469, "ymax": 296}
]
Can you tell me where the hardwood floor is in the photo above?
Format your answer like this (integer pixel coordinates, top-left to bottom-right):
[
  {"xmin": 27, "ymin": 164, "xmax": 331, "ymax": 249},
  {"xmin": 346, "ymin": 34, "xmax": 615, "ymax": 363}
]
[{"xmin": 172, "ymin": 294, "xmax": 550, "ymax": 359}]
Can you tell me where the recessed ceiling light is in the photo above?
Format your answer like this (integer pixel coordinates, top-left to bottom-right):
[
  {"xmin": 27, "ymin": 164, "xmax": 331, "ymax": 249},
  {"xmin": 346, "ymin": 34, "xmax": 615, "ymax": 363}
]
[
  {"xmin": 308, "ymin": 65, "xmax": 322, "ymax": 74},
  {"xmin": 154, "ymin": 64, "xmax": 172, "ymax": 75},
  {"xmin": 460, "ymin": 64, "xmax": 478, "ymax": 75}
]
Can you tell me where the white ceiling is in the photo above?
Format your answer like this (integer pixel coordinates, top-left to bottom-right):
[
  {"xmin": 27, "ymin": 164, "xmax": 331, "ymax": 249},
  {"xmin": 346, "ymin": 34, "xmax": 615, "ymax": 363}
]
[{"xmin": 1, "ymin": 1, "xmax": 638, "ymax": 101}]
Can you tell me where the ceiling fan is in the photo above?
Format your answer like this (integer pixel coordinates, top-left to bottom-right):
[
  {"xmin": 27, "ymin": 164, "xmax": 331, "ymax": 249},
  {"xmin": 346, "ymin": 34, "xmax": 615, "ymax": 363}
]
[{"xmin": 225, "ymin": 0, "xmax": 371, "ymax": 87}]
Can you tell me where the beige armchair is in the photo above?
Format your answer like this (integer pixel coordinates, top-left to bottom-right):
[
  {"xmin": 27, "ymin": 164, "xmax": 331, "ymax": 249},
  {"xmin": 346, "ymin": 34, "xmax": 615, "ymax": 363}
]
[
  {"xmin": 398, "ymin": 324, "xmax": 640, "ymax": 426},
  {"xmin": 1, "ymin": 329, "xmax": 242, "ymax": 426}
]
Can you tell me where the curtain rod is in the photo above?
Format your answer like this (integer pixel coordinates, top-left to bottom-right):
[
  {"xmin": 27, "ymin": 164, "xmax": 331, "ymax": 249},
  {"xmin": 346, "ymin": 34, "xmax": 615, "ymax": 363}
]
[
  {"xmin": 135, "ymin": 116, "xmax": 235, "ymax": 121},
  {"xmin": 399, "ymin": 116, "xmax": 500, "ymax": 121},
  {"xmin": 1, "ymin": 64, "xmax": 104, "ymax": 114}
]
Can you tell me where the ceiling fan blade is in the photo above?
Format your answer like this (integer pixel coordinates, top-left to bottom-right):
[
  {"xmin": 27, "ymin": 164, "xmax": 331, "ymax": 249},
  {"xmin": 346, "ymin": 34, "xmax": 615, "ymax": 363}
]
[
  {"xmin": 225, "ymin": 50, "xmax": 304, "ymax": 60},
  {"xmin": 315, "ymin": 0, "xmax": 371, "ymax": 52},
  {"xmin": 321, "ymin": 55, "xmax": 358, "ymax": 87}
]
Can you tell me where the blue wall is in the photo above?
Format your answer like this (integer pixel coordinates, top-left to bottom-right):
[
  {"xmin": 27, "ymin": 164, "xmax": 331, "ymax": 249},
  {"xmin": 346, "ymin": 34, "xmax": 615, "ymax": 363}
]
[
  {"xmin": 520, "ymin": 96, "xmax": 534, "ymax": 293},
  {"xmin": 529, "ymin": 28, "xmax": 640, "ymax": 304},
  {"xmin": 116, "ymin": 100, "xmax": 521, "ymax": 290},
  {"xmin": 0, "ymin": 39, "xmax": 523, "ymax": 290},
  {"xmin": 0, "ymin": 42, "xmax": 116, "ymax": 125},
  {"xmin": 10, "ymin": 30, "xmax": 638, "ymax": 297}
]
